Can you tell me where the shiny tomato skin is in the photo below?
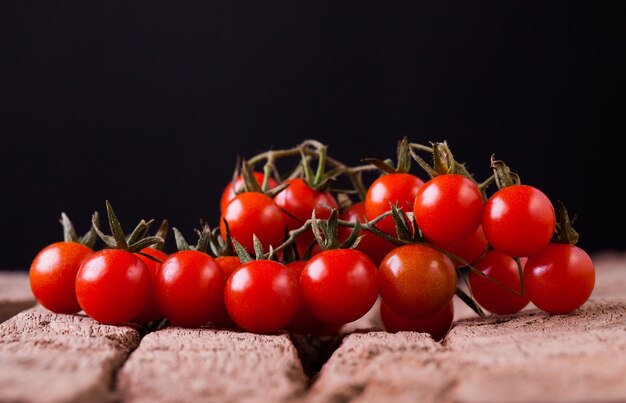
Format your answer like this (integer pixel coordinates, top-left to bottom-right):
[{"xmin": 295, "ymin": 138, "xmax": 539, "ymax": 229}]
[
  {"xmin": 415, "ymin": 174, "xmax": 483, "ymax": 244},
  {"xmin": 483, "ymin": 185, "xmax": 556, "ymax": 257},
  {"xmin": 220, "ymin": 192, "xmax": 286, "ymax": 253},
  {"xmin": 285, "ymin": 261, "xmax": 327, "ymax": 334},
  {"xmin": 339, "ymin": 202, "xmax": 397, "ymax": 266},
  {"xmin": 432, "ymin": 225, "xmax": 488, "ymax": 268},
  {"xmin": 133, "ymin": 247, "xmax": 169, "ymax": 324},
  {"xmin": 215, "ymin": 256, "xmax": 242, "ymax": 279},
  {"xmin": 301, "ymin": 249, "xmax": 378, "ymax": 324},
  {"xmin": 274, "ymin": 178, "xmax": 338, "ymax": 229},
  {"xmin": 225, "ymin": 260, "xmax": 300, "ymax": 333},
  {"xmin": 365, "ymin": 173, "xmax": 424, "ymax": 236},
  {"xmin": 524, "ymin": 244, "xmax": 595, "ymax": 314},
  {"xmin": 469, "ymin": 251, "xmax": 530, "ymax": 315},
  {"xmin": 76, "ymin": 249, "xmax": 151, "ymax": 325},
  {"xmin": 379, "ymin": 244, "xmax": 457, "ymax": 319},
  {"xmin": 220, "ymin": 172, "xmax": 279, "ymax": 212},
  {"xmin": 155, "ymin": 251, "xmax": 226, "ymax": 327},
  {"xmin": 381, "ymin": 301, "xmax": 454, "ymax": 341},
  {"xmin": 30, "ymin": 242, "xmax": 94, "ymax": 314}
]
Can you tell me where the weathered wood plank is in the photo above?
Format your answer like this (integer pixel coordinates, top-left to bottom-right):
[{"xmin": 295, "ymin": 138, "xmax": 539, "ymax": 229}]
[{"xmin": 0, "ymin": 271, "xmax": 35, "ymax": 323}]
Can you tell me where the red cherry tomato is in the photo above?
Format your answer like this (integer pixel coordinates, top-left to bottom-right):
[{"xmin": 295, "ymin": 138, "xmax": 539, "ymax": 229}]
[
  {"xmin": 381, "ymin": 300, "xmax": 454, "ymax": 341},
  {"xmin": 215, "ymin": 256, "xmax": 242, "ymax": 279},
  {"xmin": 432, "ymin": 225, "xmax": 488, "ymax": 268},
  {"xmin": 30, "ymin": 242, "xmax": 94, "ymax": 314},
  {"xmin": 414, "ymin": 174, "xmax": 483, "ymax": 244},
  {"xmin": 483, "ymin": 185, "xmax": 555, "ymax": 257},
  {"xmin": 339, "ymin": 202, "xmax": 397, "ymax": 265},
  {"xmin": 301, "ymin": 249, "xmax": 378, "ymax": 324},
  {"xmin": 469, "ymin": 251, "xmax": 530, "ymax": 315},
  {"xmin": 133, "ymin": 247, "xmax": 169, "ymax": 324},
  {"xmin": 365, "ymin": 173, "xmax": 424, "ymax": 236},
  {"xmin": 76, "ymin": 249, "xmax": 151, "ymax": 325},
  {"xmin": 225, "ymin": 260, "xmax": 300, "ymax": 333},
  {"xmin": 220, "ymin": 192, "xmax": 286, "ymax": 253},
  {"xmin": 220, "ymin": 172, "xmax": 278, "ymax": 212},
  {"xmin": 155, "ymin": 250, "xmax": 226, "ymax": 327},
  {"xmin": 524, "ymin": 243, "xmax": 595, "ymax": 314},
  {"xmin": 285, "ymin": 261, "xmax": 327, "ymax": 334},
  {"xmin": 274, "ymin": 178, "xmax": 338, "ymax": 229},
  {"xmin": 378, "ymin": 244, "xmax": 457, "ymax": 319}
]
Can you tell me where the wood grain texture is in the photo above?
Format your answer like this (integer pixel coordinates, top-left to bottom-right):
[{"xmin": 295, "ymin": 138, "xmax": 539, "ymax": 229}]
[
  {"xmin": 117, "ymin": 328, "xmax": 308, "ymax": 403},
  {"xmin": 0, "ymin": 307, "xmax": 141, "ymax": 403},
  {"xmin": 308, "ymin": 299, "xmax": 626, "ymax": 402},
  {"xmin": 0, "ymin": 272, "xmax": 35, "ymax": 323}
]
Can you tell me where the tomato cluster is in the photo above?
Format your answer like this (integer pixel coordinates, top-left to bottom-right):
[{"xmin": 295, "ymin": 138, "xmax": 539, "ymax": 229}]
[{"xmin": 29, "ymin": 139, "xmax": 595, "ymax": 341}]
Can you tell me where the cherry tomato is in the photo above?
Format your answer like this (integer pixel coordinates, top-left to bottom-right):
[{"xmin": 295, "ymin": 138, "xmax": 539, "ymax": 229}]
[
  {"xmin": 524, "ymin": 243, "xmax": 595, "ymax": 314},
  {"xmin": 301, "ymin": 249, "xmax": 378, "ymax": 324},
  {"xmin": 483, "ymin": 185, "xmax": 555, "ymax": 257},
  {"xmin": 30, "ymin": 242, "xmax": 94, "ymax": 314},
  {"xmin": 469, "ymin": 251, "xmax": 529, "ymax": 315},
  {"xmin": 432, "ymin": 225, "xmax": 488, "ymax": 268},
  {"xmin": 215, "ymin": 256, "xmax": 242, "ymax": 279},
  {"xmin": 339, "ymin": 202, "xmax": 397, "ymax": 266},
  {"xmin": 76, "ymin": 249, "xmax": 151, "ymax": 325},
  {"xmin": 380, "ymin": 300, "xmax": 454, "ymax": 341},
  {"xmin": 220, "ymin": 192, "xmax": 286, "ymax": 253},
  {"xmin": 379, "ymin": 244, "xmax": 457, "ymax": 319},
  {"xmin": 155, "ymin": 250, "xmax": 225, "ymax": 327},
  {"xmin": 414, "ymin": 174, "xmax": 483, "ymax": 244},
  {"xmin": 220, "ymin": 172, "xmax": 278, "ymax": 212},
  {"xmin": 365, "ymin": 173, "xmax": 424, "ymax": 236},
  {"xmin": 274, "ymin": 178, "xmax": 338, "ymax": 229},
  {"xmin": 285, "ymin": 261, "xmax": 327, "ymax": 334},
  {"xmin": 133, "ymin": 247, "xmax": 169, "ymax": 324},
  {"xmin": 225, "ymin": 260, "xmax": 300, "ymax": 333}
]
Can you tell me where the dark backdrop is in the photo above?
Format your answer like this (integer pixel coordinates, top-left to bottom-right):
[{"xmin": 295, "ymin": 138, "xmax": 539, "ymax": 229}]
[{"xmin": 0, "ymin": 2, "xmax": 621, "ymax": 269}]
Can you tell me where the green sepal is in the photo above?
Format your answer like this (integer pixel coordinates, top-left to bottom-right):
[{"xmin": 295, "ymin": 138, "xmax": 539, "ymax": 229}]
[
  {"xmin": 361, "ymin": 158, "xmax": 397, "ymax": 174},
  {"xmin": 105, "ymin": 201, "xmax": 129, "ymax": 250},
  {"xmin": 339, "ymin": 219, "xmax": 362, "ymax": 249},
  {"xmin": 232, "ymin": 239, "xmax": 253, "ymax": 264},
  {"xmin": 390, "ymin": 203, "xmax": 413, "ymax": 242},
  {"xmin": 253, "ymin": 234, "xmax": 265, "ymax": 260},
  {"xmin": 126, "ymin": 219, "xmax": 155, "ymax": 246},
  {"xmin": 396, "ymin": 136, "xmax": 411, "ymax": 173},
  {"xmin": 193, "ymin": 225, "xmax": 212, "ymax": 253},
  {"xmin": 173, "ymin": 227, "xmax": 191, "ymax": 251},
  {"xmin": 80, "ymin": 212, "xmax": 100, "ymax": 249},
  {"xmin": 552, "ymin": 201, "xmax": 579, "ymax": 245},
  {"xmin": 60, "ymin": 213, "xmax": 79, "ymax": 243},
  {"xmin": 240, "ymin": 160, "xmax": 263, "ymax": 193},
  {"xmin": 152, "ymin": 220, "xmax": 169, "ymax": 251},
  {"xmin": 490, "ymin": 156, "xmax": 521, "ymax": 189}
]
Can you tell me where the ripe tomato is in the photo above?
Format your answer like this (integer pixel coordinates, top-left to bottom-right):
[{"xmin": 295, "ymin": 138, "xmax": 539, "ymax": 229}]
[
  {"xmin": 285, "ymin": 261, "xmax": 327, "ymax": 334},
  {"xmin": 155, "ymin": 250, "xmax": 226, "ymax": 328},
  {"xmin": 339, "ymin": 202, "xmax": 397, "ymax": 265},
  {"xmin": 378, "ymin": 244, "xmax": 457, "ymax": 319},
  {"xmin": 365, "ymin": 173, "xmax": 424, "ymax": 236},
  {"xmin": 300, "ymin": 249, "xmax": 378, "ymax": 324},
  {"xmin": 133, "ymin": 247, "xmax": 169, "ymax": 324},
  {"xmin": 274, "ymin": 178, "xmax": 338, "ymax": 229},
  {"xmin": 469, "ymin": 251, "xmax": 530, "ymax": 315},
  {"xmin": 30, "ymin": 242, "xmax": 94, "ymax": 314},
  {"xmin": 483, "ymin": 185, "xmax": 555, "ymax": 257},
  {"xmin": 225, "ymin": 260, "xmax": 300, "ymax": 333},
  {"xmin": 76, "ymin": 249, "xmax": 151, "ymax": 325},
  {"xmin": 414, "ymin": 174, "xmax": 483, "ymax": 244},
  {"xmin": 220, "ymin": 192, "xmax": 286, "ymax": 253},
  {"xmin": 524, "ymin": 243, "xmax": 595, "ymax": 314},
  {"xmin": 215, "ymin": 256, "xmax": 242, "ymax": 279},
  {"xmin": 380, "ymin": 300, "xmax": 454, "ymax": 341},
  {"xmin": 432, "ymin": 225, "xmax": 488, "ymax": 268},
  {"xmin": 220, "ymin": 172, "xmax": 278, "ymax": 212}
]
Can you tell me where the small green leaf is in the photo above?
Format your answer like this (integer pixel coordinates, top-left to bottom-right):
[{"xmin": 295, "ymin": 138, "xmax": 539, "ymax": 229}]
[
  {"xmin": 105, "ymin": 201, "xmax": 128, "ymax": 250},
  {"xmin": 232, "ymin": 239, "xmax": 253, "ymax": 264},
  {"xmin": 60, "ymin": 212, "xmax": 79, "ymax": 243},
  {"xmin": 396, "ymin": 136, "xmax": 411, "ymax": 173},
  {"xmin": 173, "ymin": 228, "xmax": 190, "ymax": 251},
  {"xmin": 80, "ymin": 211, "xmax": 100, "ymax": 248},
  {"xmin": 253, "ymin": 234, "xmax": 265, "ymax": 259}
]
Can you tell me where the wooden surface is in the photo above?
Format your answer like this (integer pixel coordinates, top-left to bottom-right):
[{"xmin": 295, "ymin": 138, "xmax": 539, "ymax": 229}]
[{"xmin": 0, "ymin": 252, "xmax": 624, "ymax": 402}]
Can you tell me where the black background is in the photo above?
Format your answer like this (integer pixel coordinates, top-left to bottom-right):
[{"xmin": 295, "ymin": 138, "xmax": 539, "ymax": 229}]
[{"xmin": 0, "ymin": 2, "xmax": 622, "ymax": 269}]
